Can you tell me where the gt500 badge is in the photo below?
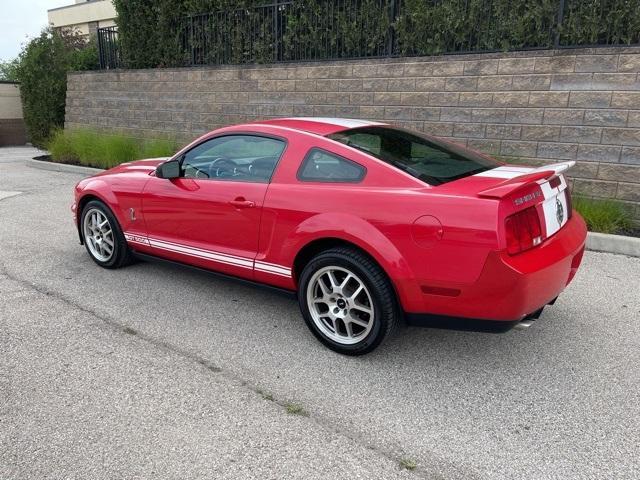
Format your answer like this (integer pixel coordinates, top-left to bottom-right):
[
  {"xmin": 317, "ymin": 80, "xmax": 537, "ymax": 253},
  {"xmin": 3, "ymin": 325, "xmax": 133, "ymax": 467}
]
[{"xmin": 514, "ymin": 191, "xmax": 541, "ymax": 206}]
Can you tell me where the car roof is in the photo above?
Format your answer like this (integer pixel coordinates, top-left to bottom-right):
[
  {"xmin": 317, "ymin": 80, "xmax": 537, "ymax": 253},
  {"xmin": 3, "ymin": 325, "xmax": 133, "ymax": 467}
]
[{"xmin": 251, "ymin": 117, "xmax": 387, "ymax": 136}]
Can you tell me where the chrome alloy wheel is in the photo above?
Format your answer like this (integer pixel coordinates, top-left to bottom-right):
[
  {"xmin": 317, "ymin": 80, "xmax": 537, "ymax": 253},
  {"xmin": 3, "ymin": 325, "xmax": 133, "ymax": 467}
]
[
  {"xmin": 83, "ymin": 208, "xmax": 115, "ymax": 262},
  {"xmin": 306, "ymin": 266, "xmax": 375, "ymax": 345}
]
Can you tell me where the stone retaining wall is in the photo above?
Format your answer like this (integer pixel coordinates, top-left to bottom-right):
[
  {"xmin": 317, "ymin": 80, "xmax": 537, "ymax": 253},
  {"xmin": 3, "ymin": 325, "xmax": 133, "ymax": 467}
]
[{"xmin": 65, "ymin": 47, "xmax": 640, "ymax": 220}]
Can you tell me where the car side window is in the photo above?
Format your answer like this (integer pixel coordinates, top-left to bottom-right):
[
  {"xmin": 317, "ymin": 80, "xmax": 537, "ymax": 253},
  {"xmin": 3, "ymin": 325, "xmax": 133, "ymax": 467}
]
[
  {"xmin": 298, "ymin": 148, "xmax": 366, "ymax": 183},
  {"xmin": 181, "ymin": 135, "xmax": 286, "ymax": 183}
]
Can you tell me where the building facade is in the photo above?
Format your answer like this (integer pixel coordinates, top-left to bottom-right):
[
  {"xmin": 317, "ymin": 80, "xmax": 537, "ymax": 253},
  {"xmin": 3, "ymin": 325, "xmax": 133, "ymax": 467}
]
[
  {"xmin": 48, "ymin": 0, "xmax": 116, "ymax": 37},
  {"xmin": 0, "ymin": 82, "xmax": 26, "ymax": 146}
]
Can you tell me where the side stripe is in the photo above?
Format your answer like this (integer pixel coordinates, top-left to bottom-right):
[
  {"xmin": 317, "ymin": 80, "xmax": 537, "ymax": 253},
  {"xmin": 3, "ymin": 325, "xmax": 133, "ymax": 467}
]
[
  {"xmin": 254, "ymin": 266, "xmax": 292, "ymax": 278},
  {"xmin": 124, "ymin": 232, "xmax": 291, "ymax": 277},
  {"xmin": 254, "ymin": 261, "xmax": 292, "ymax": 276},
  {"xmin": 124, "ymin": 233, "xmax": 150, "ymax": 246},
  {"xmin": 149, "ymin": 238, "xmax": 254, "ymax": 267}
]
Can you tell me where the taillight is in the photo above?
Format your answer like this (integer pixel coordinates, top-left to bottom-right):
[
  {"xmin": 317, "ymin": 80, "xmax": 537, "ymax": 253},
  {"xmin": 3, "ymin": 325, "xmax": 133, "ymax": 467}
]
[
  {"xmin": 505, "ymin": 206, "xmax": 543, "ymax": 255},
  {"xmin": 565, "ymin": 188, "xmax": 573, "ymax": 219}
]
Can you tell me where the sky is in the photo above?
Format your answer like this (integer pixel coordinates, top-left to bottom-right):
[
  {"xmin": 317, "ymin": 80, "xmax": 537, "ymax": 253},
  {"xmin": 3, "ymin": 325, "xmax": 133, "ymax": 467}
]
[{"xmin": 1, "ymin": 1, "xmax": 71, "ymax": 61}]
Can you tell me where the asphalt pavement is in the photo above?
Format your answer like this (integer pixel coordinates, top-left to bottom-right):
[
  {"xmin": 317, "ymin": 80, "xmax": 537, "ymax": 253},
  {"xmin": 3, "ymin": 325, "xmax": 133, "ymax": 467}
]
[{"xmin": 1, "ymin": 147, "xmax": 639, "ymax": 479}]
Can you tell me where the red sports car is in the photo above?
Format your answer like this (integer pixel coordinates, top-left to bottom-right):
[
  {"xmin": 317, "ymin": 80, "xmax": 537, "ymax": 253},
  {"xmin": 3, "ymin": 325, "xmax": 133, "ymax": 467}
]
[{"xmin": 72, "ymin": 117, "xmax": 587, "ymax": 354}]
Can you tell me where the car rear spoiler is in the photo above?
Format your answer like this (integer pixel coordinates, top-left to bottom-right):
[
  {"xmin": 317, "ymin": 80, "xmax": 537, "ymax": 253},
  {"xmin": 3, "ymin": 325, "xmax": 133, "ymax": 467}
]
[{"xmin": 477, "ymin": 161, "xmax": 575, "ymax": 199}]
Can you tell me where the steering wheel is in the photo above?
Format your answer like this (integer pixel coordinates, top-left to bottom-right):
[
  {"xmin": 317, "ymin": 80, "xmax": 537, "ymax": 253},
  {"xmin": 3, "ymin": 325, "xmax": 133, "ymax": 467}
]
[{"xmin": 207, "ymin": 157, "xmax": 237, "ymax": 178}]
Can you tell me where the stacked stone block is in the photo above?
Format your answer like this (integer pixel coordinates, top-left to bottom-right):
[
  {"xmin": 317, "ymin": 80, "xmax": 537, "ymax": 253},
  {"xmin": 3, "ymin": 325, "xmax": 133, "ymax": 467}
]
[{"xmin": 66, "ymin": 47, "xmax": 640, "ymax": 220}]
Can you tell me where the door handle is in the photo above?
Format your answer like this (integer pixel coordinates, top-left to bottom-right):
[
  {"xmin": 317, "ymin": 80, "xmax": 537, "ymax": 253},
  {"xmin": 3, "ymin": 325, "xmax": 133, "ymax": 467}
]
[{"xmin": 229, "ymin": 198, "xmax": 255, "ymax": 208}]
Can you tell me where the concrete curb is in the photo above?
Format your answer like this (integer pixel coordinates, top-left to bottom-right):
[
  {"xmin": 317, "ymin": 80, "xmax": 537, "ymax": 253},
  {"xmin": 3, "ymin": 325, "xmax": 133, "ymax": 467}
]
[
  {"xmin": 586, "ymin": 232, "xmax": 640, "ymax": 258},
  {"xmin": 26, "ymin": 158, "xmax": 104, "ymax": 176},
  {"xmin": 24, "ymin": 158, "xmax": 640, "ymax": 258}
]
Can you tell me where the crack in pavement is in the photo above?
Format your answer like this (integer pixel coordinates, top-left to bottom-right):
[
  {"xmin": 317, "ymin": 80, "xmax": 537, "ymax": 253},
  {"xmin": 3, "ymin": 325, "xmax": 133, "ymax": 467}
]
[
  {"xmin": 0, "ymin": 264, "xmax": 454, "ymax": 479},
  {"xmin": 0, "ymin": 191, "xmax": 22, "ymax": 201}
]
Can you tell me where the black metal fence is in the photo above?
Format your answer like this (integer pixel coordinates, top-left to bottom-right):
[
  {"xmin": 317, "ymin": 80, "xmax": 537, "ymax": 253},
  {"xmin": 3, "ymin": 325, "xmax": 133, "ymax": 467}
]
[
  {"xmin": 97, "ymin": 26, "xmax": 119, "ymax": 69},
  {"xmin": 97, "ymin": 0, "xmax": 640, "ymax": 70}
]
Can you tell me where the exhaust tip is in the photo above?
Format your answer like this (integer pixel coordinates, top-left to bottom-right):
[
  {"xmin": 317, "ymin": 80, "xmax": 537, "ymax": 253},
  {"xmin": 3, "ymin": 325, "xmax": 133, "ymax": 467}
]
[
  {"xmin": 514, "ymin": 307, "xmax": 545, "ymax": 330},
  {"xmin": 514, "ymin": 319, "xmax": 535, "ymax": 330}
]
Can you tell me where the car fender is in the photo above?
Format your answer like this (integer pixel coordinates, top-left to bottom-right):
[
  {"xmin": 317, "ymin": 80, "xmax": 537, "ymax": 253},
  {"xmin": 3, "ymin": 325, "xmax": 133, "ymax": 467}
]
[
  {"xmin": 283, "ymin": 212, "xmax": 420, "ymax": 303},
  {"xmin": 76, "ymin": 179, "xmax": 129, "ymax": 229}
]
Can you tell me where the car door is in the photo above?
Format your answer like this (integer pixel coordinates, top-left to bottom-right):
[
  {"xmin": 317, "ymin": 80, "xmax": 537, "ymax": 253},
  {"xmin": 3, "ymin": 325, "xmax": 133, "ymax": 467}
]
[{"xmin": 141, "ymin": 134, "xmax": 286, "ymax": 279}]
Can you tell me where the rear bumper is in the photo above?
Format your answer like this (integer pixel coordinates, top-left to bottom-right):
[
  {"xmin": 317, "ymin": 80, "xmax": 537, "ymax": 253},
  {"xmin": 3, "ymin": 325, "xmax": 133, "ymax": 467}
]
[{"xmin": 406, "ymin": 212, "xmax": 587, "ymax": 323}]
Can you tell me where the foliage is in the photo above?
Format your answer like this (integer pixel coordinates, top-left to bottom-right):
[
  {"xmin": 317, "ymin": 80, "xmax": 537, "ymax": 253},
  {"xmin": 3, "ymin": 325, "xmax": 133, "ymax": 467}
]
[
  {"xmin": 14, "ymin": 28, "xmax": 99, "ymax": 148},
  {"xmin": 111, "ymin": 0, "xmax": 640, "ymax": 68},
  {"xmin": 399, "ymin": 458, "xmax": 417, "ymax": 470},
  {"xmin": 560, "ymin": 0, "xmax": 640, "ymax": 45},
  {"xmin": 395, "ymin": 0, "xmax": 559, "ymax": 55},
  {"xmin": 48, "ymin": 128, "xmax": 178, "ymax": 169},
  {"xmin": 284, "ymin": 403, "xmax": 308, "ymax": 416},
  {"xmin": 70, "ymin": 36, "xmax": 100, "ymax": 71},
  {"xmin": 0, "ymin": 58, "xmax": 20, "ymax": 81},
  {"xmin": 15, "ymin": 29, "xmax": 72, "ymax": 148},
  {"xmin": 573, "ymin": 196, "xmax": 634, "ymax": 234}
]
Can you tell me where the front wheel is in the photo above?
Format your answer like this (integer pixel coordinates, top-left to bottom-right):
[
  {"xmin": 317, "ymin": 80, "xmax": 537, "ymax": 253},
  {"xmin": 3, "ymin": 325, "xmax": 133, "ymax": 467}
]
[
  {"xmin": 298, "ymin": 247, "xmax": 399, "ymax": 355},
  {"xmin": 81, "ymin": 200, "xmax": 133, "ymax": 269}
]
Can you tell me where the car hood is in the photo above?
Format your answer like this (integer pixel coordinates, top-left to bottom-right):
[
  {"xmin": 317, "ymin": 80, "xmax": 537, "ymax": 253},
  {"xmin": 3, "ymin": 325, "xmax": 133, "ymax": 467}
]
[{"xmin": 95, "ymin": 158, "xmax": 169, "ymax": 177}]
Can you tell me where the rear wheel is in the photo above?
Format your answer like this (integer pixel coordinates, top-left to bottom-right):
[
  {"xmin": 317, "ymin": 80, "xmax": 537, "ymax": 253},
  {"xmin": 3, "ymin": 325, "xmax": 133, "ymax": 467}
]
[
  {"xmin": 298, "ymin": 247, "xmax": 399, "ymax": 355},
  {"xmin": 81, "ymin": 200, "xmax": 133, "ymax": 269}
]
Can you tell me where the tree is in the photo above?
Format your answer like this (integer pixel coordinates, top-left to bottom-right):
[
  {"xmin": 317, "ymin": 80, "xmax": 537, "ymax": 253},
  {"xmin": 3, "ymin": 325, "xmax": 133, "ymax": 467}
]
[
  {"xmin": 0, "ymin": 58, "xmax": 19, "ymax": 81},
  {"xmin": 15, "ymin": 28, "xmax": 98, "ymax": 148}
]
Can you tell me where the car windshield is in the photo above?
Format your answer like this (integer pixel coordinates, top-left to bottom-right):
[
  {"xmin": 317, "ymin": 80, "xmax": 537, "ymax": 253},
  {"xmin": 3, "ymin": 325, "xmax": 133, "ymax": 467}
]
[{"xmin": 327, "ymin": 126, "xmax": 499, "ymax": 185}]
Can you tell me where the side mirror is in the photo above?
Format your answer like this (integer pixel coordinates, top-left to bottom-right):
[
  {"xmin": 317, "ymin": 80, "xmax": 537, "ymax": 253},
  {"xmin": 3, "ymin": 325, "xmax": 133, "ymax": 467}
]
[{"xmin": 156, "ymin": 160, "xmax": 180, "ymax": 179}]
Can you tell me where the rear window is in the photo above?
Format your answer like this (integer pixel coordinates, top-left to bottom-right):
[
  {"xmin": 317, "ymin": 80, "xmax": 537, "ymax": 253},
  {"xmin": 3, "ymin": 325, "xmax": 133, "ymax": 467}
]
[{"xmin": 328, "ymin": 126, "xmax": 499, "ymax": 185}]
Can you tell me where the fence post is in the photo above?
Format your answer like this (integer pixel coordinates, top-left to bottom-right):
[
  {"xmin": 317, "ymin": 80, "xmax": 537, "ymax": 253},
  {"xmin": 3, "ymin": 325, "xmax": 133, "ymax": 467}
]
[
  {"xmin": 189, "ymin": 15, "xmax": 195, "ymax": 66},
  {"xmin": 554, "ymin": 0, "xmax": 566, "ymax": 49},
  {"xmin": 97, "ymin": 28, "xmax": 104, "ymax": 69},
  {"xmin": 387, "ymin": 0, "xmax": 399, "ymax": 56},
  {"xmin": 273, "ymin": 0, "xmax": 281, "ymax": 62}
]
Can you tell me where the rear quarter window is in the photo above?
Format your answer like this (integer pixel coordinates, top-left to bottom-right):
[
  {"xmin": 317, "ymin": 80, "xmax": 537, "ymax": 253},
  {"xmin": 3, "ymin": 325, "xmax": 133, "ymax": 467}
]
[{"xmin": 298, "ymin": 148, "xmax": 366, "ymax": 183}]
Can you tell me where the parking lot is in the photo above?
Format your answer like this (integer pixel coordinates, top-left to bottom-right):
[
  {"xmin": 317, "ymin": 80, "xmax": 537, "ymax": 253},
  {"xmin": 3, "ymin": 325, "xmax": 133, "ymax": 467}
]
[{"xmin": 1, "ymin": 147, "xmax": 639, "ymax": 479}]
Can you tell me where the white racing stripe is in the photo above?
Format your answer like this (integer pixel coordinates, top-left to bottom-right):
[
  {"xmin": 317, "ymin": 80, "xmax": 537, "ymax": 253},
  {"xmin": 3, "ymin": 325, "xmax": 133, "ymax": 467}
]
[
  {"xmin": 148, "ymin": 238, "xmax": 254, "ymax": 269},
  {"xmin": 124, "ymin": 232, "xmax": 292, "ymax": 278},
  {"xmin": 541, "ymin": 189, "xmax": 569, "ymax": 238},
  {"xmin": 476, "ymin": 161, "xmax": 576, "ymax": 180},
  {"xmin": 254, "ymin": 261, "xmax": 292, "ymax": 277},
  {"xmin": 282, "ymin": 117, "xmax": 386, "ymax": 129},
  {"xmin": 124, "ymin": 233, "xmax": 151, "ymax": 246},
  {"xmin": 475, "ymin": 167, "xmax": 572, "ymax": 239},
  {"xmin": 538, "ymin": 174, "xmax": 569, "ymax": 237},
  {"xmin": 475, "ymin": 166, "xmax": 533, "ymax": 179}
]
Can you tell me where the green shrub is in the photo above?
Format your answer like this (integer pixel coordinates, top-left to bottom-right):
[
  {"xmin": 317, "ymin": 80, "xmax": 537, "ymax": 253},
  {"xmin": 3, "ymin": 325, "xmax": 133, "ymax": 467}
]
[
  {"xmin": 70, "ymin": 36, "xmax": 100, "ymax": 71},
  {"xmin": 112, "ymin": 0, "xmax": 640, "ymax": 68},
  {"xmin": 14, "ymin": 28, "xmax": 98, "ymax": 148},
  {"xmin": 48, "ymin": 129, "xmax": 178, "ymax": 169},
  {"xmin": 573, "ymin": 196, "xmax": 634, "ymax": 234},
  {"xmin": 140, "ymin": 138, "xmax": 181, "ymax": 158},
  {"xmin": 47, "ymin": 129, "xmax": 76, "ymax": 163}
]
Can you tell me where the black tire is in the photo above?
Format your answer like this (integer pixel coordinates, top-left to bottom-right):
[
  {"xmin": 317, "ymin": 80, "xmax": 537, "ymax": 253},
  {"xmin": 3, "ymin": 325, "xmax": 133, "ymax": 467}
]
[
  {"xmin": 298, "ymin": 246, "xmax": 399, "ymax": 355},
  {"xmin": 80, "ymin": 200, "xmax": 134, "ymax": 269}
]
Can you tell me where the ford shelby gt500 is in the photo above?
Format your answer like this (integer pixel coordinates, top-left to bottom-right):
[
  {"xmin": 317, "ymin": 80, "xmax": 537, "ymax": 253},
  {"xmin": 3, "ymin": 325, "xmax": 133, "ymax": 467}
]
[{"xmin": 72, "ymin": 117, "xmax": 586, "ymax": 354}]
